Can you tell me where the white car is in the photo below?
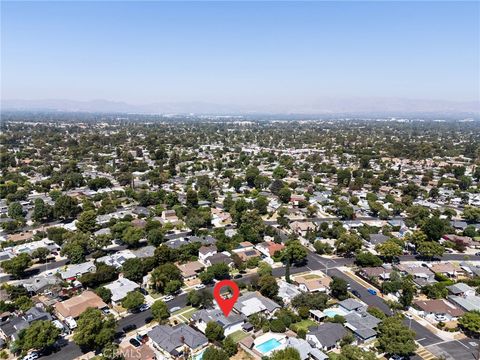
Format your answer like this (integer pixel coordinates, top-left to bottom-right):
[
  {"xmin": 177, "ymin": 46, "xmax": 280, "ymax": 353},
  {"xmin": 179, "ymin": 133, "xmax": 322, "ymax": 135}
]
[
  {"xmin": 194, "ymin": 284, "xmax": 206, "ymax": 290},
  {"xmin": 163, "ymin": 295, "xmax": 174, "ymax": 302},
  {"xmin": 22, "ymin": 353, "xmax": 39, "ymax": 360},
  {"xmin": 404, "ymin": 313, "xmax": 413, "ymax": 319},
  {"xmin": 435, "ymin": 314, "xmax": 447, "ymax": 322},
  {"xmin": 139, "ymin": 304, "xmax": 150, "ymax": 312}
]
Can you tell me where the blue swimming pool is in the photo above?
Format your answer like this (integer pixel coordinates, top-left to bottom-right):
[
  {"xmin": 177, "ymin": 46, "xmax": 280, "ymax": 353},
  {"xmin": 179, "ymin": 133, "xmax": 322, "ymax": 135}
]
[
  {"xmin": 323, "ymin": 308, "xmax": 345, "ymax": 318},
  {"xmin": 256, "ymin": 338, "xmax": 282, "ymax": 354}
]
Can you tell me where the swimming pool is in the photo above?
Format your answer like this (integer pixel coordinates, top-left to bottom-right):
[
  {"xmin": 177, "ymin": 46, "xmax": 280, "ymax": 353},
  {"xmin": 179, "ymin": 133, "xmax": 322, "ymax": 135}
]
[
  {"xmin": 256, "ymin": 338, "xmax": 282, "ymax": 354},
  {"xmin": 323, "ymin": 308, "xmax": 346, "ymax": 318}
]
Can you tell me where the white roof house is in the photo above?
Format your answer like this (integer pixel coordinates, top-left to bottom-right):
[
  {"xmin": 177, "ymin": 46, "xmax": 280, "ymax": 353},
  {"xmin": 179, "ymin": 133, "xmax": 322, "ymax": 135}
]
[{"xmin": 104, "ymin": 277, "xmax": 140, "ymax": 303}]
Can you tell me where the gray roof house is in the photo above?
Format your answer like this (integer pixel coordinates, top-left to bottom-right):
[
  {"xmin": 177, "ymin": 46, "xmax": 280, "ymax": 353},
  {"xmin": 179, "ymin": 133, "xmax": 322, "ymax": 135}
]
[
  {"xmin": 344, "ymin": 311, "xmax": 381, "ymax": 342},
  {"xmin": 338, "ymin": 298, "xmax": 366, "ymax": 313},
  {"xmin": 57, "ymin": 261, "xmax": 96, "ymax": 280},
  {"xmin": 191, "ymin": 308, "xmax": 246, "ymax": 336},
  {"xmin": 306, "ymin": 323, "xmax": 348, "ymax": 351},
  {"xmin": 148, "ymin": 324, "xmax": 208, "ymax": 357},
  {"xmin": 283, "ymin": 337, "xmax": 328, "ymax": 360},
  {"xmin": 369, "ymin": 233, "xmax": 390, "ymax": 245},
  {"xmin": 234, "ymin": 291, "xmax": 280, "ymax": 317},
  {"xmin": 23, "ymin": 275, "xmax": 61, "ymax": 294}
]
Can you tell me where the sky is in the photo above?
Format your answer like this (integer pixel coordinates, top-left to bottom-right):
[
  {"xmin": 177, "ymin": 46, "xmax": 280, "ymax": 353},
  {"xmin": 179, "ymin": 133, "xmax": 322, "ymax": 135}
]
[{"xmin": 1, "ymin": 1, "xmax": 479, "ymax": 108}]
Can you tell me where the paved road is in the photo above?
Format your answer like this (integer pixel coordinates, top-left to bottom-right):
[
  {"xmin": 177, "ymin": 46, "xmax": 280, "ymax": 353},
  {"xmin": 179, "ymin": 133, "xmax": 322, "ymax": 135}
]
[{"xmin": 36, "ymin": 248, "xmax": 476, "ymax": 360}]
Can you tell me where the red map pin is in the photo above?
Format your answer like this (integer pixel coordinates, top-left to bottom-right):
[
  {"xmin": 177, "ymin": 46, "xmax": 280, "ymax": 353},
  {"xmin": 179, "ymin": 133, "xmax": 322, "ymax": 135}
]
[{"xmin": 213, "ymin": 279, "xmax": 240, "ymax": 317}]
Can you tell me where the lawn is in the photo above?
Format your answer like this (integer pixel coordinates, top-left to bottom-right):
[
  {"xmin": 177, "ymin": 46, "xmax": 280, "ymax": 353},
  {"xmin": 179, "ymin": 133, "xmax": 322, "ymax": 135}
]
[
  {"xmin": 228, "ymin": 330, "xmax": 249, "ymax": 343},
  {"xmin": 182, "ymin": 307, "xmax": 198, "ymax": 319},
  {"xmin": 172, "ymin": 306, "xmax": 194, "ymax": 316},
  {"xmin": 291, "ymin": 319, "xmax": 317, "ymax": 333}
]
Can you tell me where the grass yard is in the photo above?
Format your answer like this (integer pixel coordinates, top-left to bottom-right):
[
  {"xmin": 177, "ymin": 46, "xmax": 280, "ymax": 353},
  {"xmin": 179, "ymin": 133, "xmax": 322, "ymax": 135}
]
[
  {"xmin": 228, "ymin": 330, "xmax": 249, "ymax": 343},
  {"xmin": 182, "ymin": 307, "xmax": 198, "ymax": 319},
  {"xmin": 172, "ymin": 306, "xmax": 194, "ymax": 316},
  {"xmin": 291, "ymin": 319, "xmax": 317, "ymax": 333}
]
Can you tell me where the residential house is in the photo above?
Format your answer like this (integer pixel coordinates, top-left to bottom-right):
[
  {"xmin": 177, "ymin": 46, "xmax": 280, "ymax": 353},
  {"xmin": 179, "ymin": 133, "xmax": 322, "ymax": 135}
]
[
  {"xmin": 277, "ymin": 280, "xmax": 302, "ymax": 304},
  {"xmin": 104, "ymin": 277, "xmax": 140, "ymax": 305},
  {"xmin": 233, "ymin": 291, "xmax": 280, "ymax": 317},
  {"xmin": 176, "ymin": 261, "xmax": 204, "ymax": 281},
  {"xmin": 344, "ymin": 311, "xmax": 381, "ymax": 343},
  {"xmin": 191, "ymin": 308, "xmax": 246, "ymax": 336},
  {"xmin": 413, "ymin": 299, "xmax": 464, "ymax": 321},
  {"xmin": 204, "ymin": 252, "xmax": 234, "ymax": 268},
  {"xmin": 282, "ymin": 337, "xmax": 328, "ymax": 360},
  {"xmin": 255, "ymin": 241, "xmax": 285, "ymax": 264},
  {"xmin": 54, "ymin": 290, "xmax": 107, "ymax": 320},
  {"xmin": 23, "ymin": 274, "xmax": 62, "ymax": 294},
  {"xmin": 448, "ymin": 294, "xmax": 480, "ymax": 312},
  {"xmin": 306, "ymin": 323, "xmax": 347, "ymax": 351},
  {"xmin": 96, "ymin": 250, "xmax": 136, "ymax": 269},
  {"xmin": 148, "ymin": 324, "xmax": 208, "ymax": 358},
  {"xmin": 430, "ymin": 263, "xmax": 459, "ymax": 278},
  {"xmin": 198, "ymin": 245, "xmax": 217, "ymax": 265},
  {"xmin": 338, "ymin": 299, "xmax": 367, "ymax": 314},
  {"xmin": 358, "ymin": 267, "xmax": 392, "ymax": 281},
  {"xmin": 161, "ymin": 210, "xmax": 179, "ymax": 225},
  {"xmin": 295, "ymin": 275, "xmax": 331, "ymax": 293},
  {"xmin": 446, "ymin": 283, "xmax": 476, "ymax": 297},
  {"xmin": 290, "ymin": 221, "xmax": 315, "ymax": 237},
  {"xmin": 57, "ymin": 261, "xmax": 96, "ymax": 281}
]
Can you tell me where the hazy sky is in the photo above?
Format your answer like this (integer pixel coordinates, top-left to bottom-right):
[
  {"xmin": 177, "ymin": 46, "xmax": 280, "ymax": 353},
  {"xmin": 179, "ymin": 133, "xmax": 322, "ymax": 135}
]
[{"xmin": 2, "ymin": 1, "xmax": 479, "ymax": 106}]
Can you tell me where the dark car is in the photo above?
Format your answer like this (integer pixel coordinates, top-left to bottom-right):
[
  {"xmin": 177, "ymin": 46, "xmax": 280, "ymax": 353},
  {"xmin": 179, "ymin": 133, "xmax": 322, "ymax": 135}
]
[
  {"xmin": 352, "ymin": 290, "xmax": 361, "ymax": 298},
  {"xmin": 233, "ymin": 274, "xmax": 243, "ymax": 279},
  {"xmin": 53, "ymin": 338, "xmax": 69, "ymax": 349},
  {"xmin": 145, "ymin": 316, "xmax": 154, "ymax": 324},
  {"xmin": 129, "ymin": 338, "xmax": 142, "ymax": 348},
  {"xmin": 122, "ymin": 324, "xmax": 137, "ymax": 333}
]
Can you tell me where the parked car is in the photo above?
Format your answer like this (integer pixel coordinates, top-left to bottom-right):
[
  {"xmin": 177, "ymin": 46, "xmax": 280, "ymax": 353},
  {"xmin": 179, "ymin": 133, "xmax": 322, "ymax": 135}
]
[
  {"xmin": 22, "ymin": 352, "xmax": 39, "ymax": 360},
  {"xmin": 367, "ymin": 288, "xmax": 377, "ymax": 295},
  {"xmin": 404, "ymin": 313, "xmax": 413, "ymax": 319},
  {"xmin": 475, "ymin": 252, "xmax": 480, "ymax": 256},
  {"xmin": 194, "ymin": 284, "xmax": 206, "ymax": 290},
  {"xmin": 233, "ymin": 274, "xmax": 243, "ymax": 279},
  {"xmin": 102, "ymin": 308, "xmax": 111, "ymax": 315},
  {"xmin": 163, "ymin": 295, "xmax": 174, "ymax": 302},
  {"xmin": 435, "ymin": 314, "xmax": 447, "ymax": 322},
  {"xmin": 352, "ymin": 290, "xmax": 361, "ymax": 298},
  {"xmin": 139, "ymin": 287, "xmax": 148, "ymax": 295},
  {"xmin": 122, "ymin": 324, "xmax": 137, "ymax": 333},
  {"xmin": 170, "ymin": 306, "xmax": 181, "ymax": 313},
  {"xmin": 129, "ymin": 338, "xmax": 142, "ymax": 348},
  {"xmin": 138, "ymin": 304, "xmax": 150, "ymax": 312}
]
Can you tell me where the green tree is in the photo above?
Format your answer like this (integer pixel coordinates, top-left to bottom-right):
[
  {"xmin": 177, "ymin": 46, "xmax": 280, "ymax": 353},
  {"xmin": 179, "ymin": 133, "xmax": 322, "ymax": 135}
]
[
  {"xmin": 54, "ymin": 195, "xmax": 80, "ymax": 220},
  {"xmin": 257, "ymin": 261, "xmax": 272, "ymax": 277},
  {"xmin": 95, "ymin": 287, "xmax": 112, "ymax": 303},
  {"xmin": 314, "ymin": 241, "xmax": 333, "ymax": 255},
  {"xmin": 421, "ymin": 217, "xmax": 447, "ymax": 241},
  {"xmin": 375, "ymin": 240, "xmax": 402, "ymax": 261},
  {"xmin": 222, "ymin": 336, "xmax": 238, "ymax": 357},
  {"xmin": 416, "ymin": 241, "xmax": 444, "ymax": 259},
  {"xmin": 269, "ymin": 319, "xmax": 286, "ymax": 332},
  {"xmin": 458, "ymin": 310, "xmax": 480, "ymax": 336},
  {"xmin": 399, "ymin": 277, "xmax": 416, "ymax": 309},
  {"xmin": 254, "ymin": 195, "xmax": 269, "ymax": 215},
  {"xmin": 377, "ymin": 316, "xmax": 417, "ymax": 356},
  {"xmin": 151, "ymin": 300, "xmax": 170, "ymax": 323},
  {"xmin": 186, "ymin": 189, "xmax": 199, "ymax": 208},
  {"xmin": 32, "ymin": 199, "xmax": 53, "ymax": 223},
  {"xmin": 205, "ymin": 321, "xmax": 224, "ymax": 342},
  {"xmin": 15, "ymin": 320, "xmax": 60, "ymax": 354},
  {"xmin": 335, "ymin": 233, "xmax": 363, "ymax": 256},
  {"xmin": 73, "ymin": 308, "xmax": 116, "ymax": 350},
  {"xmin": 77, "ymin": 210, "xmax": 97, "ymax": 233},
  {"xmin": 1, "ymin": 253, "xmax": 32, "ymax": 278},
  {"xmin": 331, "ymin": 276, "xmax": 349, "ymax": 300},
  {"xmin": 8, "ymin": 202, "xmax": 25, "ymax": 220},
  {"xmin": 278, "ymin": 187, "xmax": 292, "ymax": 203},
  {"xmin": 258, "ymin": 275, "xmax": 279, "ymax": 298},
  {"xmin": 147, "ymin": 228, "xmax": 165, "ymax": 246},
  {"xmin": 282, "ymin": 240, "xmax": 308, "ymax": 265},
  {"xmin": 463, "ymin": 206, "xmax": 480, "ymax": 222},
  {"xmin": 331, "ymin": 345, "xmax": 377, "ymax": 360},
  {"xmin": 270, "ymin": 348, "xmax": 301, "ymax": 360},
  {"xmin": 31, "ymin": 247, "xmax": 50, "ymax": 262},
  {"xmin": 150, "ymin": 263, "xmax": 183, "ymax": 294},
  {"xmin": 121, "ymin": 291, "xmax": 144, "ymax": 310},
  {"xmin": 121, "ymin": 258, "xmax": 146, "ymax": 282},
  {"xmin": 355, "ymin": 252, "xmax": 382, "ymax": 267},
  {"xmin": 202, "ymin": 347, "xmax": 229, "ymax": 360},
  {"xmin": 122, "ymin": 226, "xmax": 144, "ymax": 247}
]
